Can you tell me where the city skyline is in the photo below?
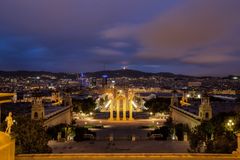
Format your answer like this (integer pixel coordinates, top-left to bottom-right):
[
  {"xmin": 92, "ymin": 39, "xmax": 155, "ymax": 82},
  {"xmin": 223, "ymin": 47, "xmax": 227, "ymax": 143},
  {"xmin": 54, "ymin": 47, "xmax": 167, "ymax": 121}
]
[{"xmin": 0, "ymin": 0, "xmax": 240, "ymax": 76}]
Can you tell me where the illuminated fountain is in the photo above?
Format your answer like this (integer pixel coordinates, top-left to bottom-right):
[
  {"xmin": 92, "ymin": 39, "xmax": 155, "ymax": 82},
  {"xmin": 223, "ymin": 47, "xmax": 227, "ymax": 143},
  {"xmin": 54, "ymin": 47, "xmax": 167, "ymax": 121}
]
[{"xmin": 96, "ymin": 88, "xmax": 145, "ymax": 121}]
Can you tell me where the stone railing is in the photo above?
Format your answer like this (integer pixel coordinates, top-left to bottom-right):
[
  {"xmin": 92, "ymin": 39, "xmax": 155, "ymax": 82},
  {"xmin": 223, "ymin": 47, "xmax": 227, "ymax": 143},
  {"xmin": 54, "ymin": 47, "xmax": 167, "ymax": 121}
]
[{"xmin": 16, "ymin": 153, "xmax": 239, "ymax": 160}]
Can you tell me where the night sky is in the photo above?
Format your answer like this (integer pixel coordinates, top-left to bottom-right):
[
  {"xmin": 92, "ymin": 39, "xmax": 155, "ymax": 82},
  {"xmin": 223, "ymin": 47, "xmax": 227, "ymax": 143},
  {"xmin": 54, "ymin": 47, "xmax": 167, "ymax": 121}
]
[{"xmin": 0, "ymin": 0, "xmax": 240, "ymax": 76}]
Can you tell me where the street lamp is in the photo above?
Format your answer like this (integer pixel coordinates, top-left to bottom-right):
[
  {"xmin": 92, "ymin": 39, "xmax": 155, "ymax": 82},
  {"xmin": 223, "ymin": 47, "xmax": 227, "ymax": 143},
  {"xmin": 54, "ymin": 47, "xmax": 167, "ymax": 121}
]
[
  {"xmin": 227, "ymin": 119, "xmax": 234, "ymax": 131},
  {"xmin": 197, "ymin": 94, "xmax": 201, "ymax": 99}
]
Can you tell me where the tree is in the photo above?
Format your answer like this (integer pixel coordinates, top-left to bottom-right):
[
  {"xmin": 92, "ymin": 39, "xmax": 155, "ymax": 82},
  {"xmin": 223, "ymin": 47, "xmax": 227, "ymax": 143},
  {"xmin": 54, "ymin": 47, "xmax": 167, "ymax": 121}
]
[
  {"xmin": 189, "ymin": 122, "xmax": 212, "ymax": 152},
  {"xmin": 74, "ymin": 127, "xmax": 96, "ymax": 142},
  {"xmin": 149, "ymin": 118, "xmax": 174, "ymax": 140},
  {"xmin": 98, "ymin": 97, "xmax": 104, "ymax": 107},
  {"xmin": 46, "ymin": 123, "xmax": 68, "ymax": 140},
  {"xmin": 144, "ymin": 97, "xmax": 170, "ymax": 113},
  {"xmin": 189, "ymin": 112, "xmax": 238, "ymax": 153},
  {"xmin": 80, "ymin": 98, "xmax": 96, "ymax": 113},
  {"xmin": 72, "ymin": 97, "xmax": 96, "ymax": 113},
  {"xmin": 175, "ymin": 123, "xmax": 190, "ymax": 141},
  {"xmin": 12, "ymin": 116, "xmax": 52, "ymax": 154},
  {"xmin": 72, "ymin": 99, "xmax": 81, "ymax": 112},
  {"xmin": 206, "ymin": 131, "xmax": 236, "ymax": 153}
]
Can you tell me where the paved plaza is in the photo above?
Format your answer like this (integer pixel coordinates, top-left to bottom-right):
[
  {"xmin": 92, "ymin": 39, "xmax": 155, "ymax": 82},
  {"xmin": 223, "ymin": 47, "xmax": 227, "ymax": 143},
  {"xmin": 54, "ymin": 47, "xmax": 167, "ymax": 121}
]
[
  {"xmin": 75, "ymin": 117, "xmax": 166, "ymax": 127},
  {"xmin": 49, "ymin": 118, "xmax": 190, "ymax": 153},
  {"xmin": 49, "ymin": 140, "xmax": 190, "ymax": 153}
]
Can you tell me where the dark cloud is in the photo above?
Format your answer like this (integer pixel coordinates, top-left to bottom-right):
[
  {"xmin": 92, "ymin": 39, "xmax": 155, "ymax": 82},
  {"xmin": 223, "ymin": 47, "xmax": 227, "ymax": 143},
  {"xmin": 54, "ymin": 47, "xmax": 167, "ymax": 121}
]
[
  {"xmin": 0, "ymin": 0, "xmax": 239, "ymax": 75},
  {"xmin": 109, "ymin": 42, "xmax": 130, "ymax": 48},
  {"xmin": 137, "ymin": 0, "xmax": 240, "ymax": 66},
  {"xmin": 91, "ymin": 47, "xmax": 125, "ymax": 56},
  {"xmin": 0, "ymin": 0, "xmax": 173, "ymax": 72}
]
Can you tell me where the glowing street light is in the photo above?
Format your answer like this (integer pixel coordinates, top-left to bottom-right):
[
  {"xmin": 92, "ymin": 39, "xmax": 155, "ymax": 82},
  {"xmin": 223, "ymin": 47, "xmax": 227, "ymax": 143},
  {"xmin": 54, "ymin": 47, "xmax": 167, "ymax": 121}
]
[
  {"xmin": 227, "ymin": 119, "xmax": 234, "ymax": 131},
  {"xmin": 89, "ymin": 112, "xmax": 93, "ymax": 116},
  {"xmin": 197, "ymin": 94, "xmax": 201, "ymax": 98},
  {"xmin": 150, "ymin": 112, "xmax": 153, "ymax": 116},
  {"xmin": 227, "ymin": 119, "xmax": 234, "ymax": 126}
]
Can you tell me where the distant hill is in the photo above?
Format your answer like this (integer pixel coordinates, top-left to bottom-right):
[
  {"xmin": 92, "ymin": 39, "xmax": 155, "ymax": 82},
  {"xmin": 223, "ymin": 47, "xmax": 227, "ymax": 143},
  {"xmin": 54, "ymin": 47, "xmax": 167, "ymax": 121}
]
[
  {"xmin": 85, "ymin": 69, "xmax": 177, "ymax": 78},
  {"xmin": 0, "ymin": 70, "xmax": 76, "ymax": 79},
  {"xmin": 0, "ymin": 69, "xmax": 229, "ymax": 79},
  {"xmin": 0, "ymin": 69, "xmax": 179, "ymax": 79},
  {"xmin": 85, "ymin": 69, "xmax": 152, "ymax": 78}
]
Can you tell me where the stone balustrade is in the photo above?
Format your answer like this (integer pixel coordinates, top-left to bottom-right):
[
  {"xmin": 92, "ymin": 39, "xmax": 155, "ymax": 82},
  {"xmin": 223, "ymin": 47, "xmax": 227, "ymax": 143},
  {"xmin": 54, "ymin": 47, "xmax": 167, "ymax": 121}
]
[{"xmin": 15, "ymin": 153, "xmax": 240, "ymax": 160}]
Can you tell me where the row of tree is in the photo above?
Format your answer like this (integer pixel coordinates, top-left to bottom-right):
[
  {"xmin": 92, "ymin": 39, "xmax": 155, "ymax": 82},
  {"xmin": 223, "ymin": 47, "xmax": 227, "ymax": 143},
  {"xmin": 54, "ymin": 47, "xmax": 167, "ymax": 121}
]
[
  {"xmin": 189, "ymin": 111, "xmax": 240, "ymax": 153},
  {"xmin": 0, "ymin": 116, "xmax": 52, "ymax": 154},
  {"xmin": 72, "ymin": 97, "xmax": 96, "ymax": 113},
  {"xmin": 148, "ymin": 118, "xmax": 190, "ymax": 140},
  {"xmin": 149, "ymin": 111, "xmax": 240, "ymax": 153},
  {"xmin": 0, "ymin": 116, "xmax": 97, "ymax": 154},
  {"xmin": 144, "ymin": 97, "xmax": 170, "ymax": 113}
]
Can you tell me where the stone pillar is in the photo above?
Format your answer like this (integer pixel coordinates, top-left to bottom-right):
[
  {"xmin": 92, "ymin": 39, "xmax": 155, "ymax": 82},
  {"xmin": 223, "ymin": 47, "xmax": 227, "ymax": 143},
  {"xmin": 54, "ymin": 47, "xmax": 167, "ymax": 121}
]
[
  {"xmin": 109, "ymin": 100, "xmax": 114, "ymax": 121},
  {"xmin": 183, "ymin": 132, "xmax": 188, "ymax": 142},
  {"xmin": 129, "ymin": 100, "xmax": 133, "ymax": 120},
  {"xmin": 109, "ymin": 134, "xmax": 114, "ymax": 142},
  {"xmin": 0, "ymin": 132, "xmax": 15, "ymax": 160},
  {"xmin": 233, "ymin": 133, "xmax": 240, "ymax": 154},
  {"xmin": 116, "ymin": 100, "xmax": 120, "ymax": 121},
  {"xmin": 123, "ymin": 98, "xmax": 127, "ymax": 121},
  {"xmin": 0, "ymin": 104, "xmax": 1, "ymax": 125},
  {"xmin": 132, "ymin": 135, "xmax": 136, "ymax": 142},
  {"xmin": 238, "ymin": 133, "xmax": 240, "ymax": 152}
]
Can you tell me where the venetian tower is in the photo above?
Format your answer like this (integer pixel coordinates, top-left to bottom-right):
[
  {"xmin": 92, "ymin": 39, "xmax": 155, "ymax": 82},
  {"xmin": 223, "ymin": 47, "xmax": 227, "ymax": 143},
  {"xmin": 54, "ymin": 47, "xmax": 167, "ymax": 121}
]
[
  {"xmin": 199, "ymin": 94, "xmax": 212, "ymax": 120},
  {"xmin": 31, "ymin": 97, "xmax": 45, "ymax": 120}
]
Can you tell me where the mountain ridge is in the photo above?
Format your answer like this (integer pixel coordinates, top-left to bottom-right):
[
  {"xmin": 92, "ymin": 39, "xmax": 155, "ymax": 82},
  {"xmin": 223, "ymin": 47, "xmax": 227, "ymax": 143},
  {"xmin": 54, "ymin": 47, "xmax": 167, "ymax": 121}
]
[{"xmin": 0, "ymin": 69, "xmax": 234, "ymax": 79}]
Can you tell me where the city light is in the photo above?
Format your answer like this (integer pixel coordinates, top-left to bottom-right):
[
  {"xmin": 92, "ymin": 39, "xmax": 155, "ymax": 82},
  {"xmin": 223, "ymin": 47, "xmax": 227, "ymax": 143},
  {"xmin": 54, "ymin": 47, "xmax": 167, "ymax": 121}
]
[{"xmin": 122, "ymin": 66, "xmax": 127, "ymax": 70}]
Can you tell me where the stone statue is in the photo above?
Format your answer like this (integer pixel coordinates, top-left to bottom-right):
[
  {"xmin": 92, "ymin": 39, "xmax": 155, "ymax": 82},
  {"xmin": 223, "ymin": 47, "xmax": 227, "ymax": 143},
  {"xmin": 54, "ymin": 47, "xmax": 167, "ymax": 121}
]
[{"xmin": 5, "ymin": 112, "xmax": 14, "ymax": 134}]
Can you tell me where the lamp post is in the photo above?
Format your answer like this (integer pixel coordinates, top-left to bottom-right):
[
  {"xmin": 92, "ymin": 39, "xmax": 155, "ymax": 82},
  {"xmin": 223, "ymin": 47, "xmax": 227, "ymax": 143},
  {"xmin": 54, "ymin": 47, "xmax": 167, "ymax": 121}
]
[
  {"xmin": 227, "ymin": 118, "xmax": 240, "ymax": 154},
  {"xmin": 89, "ymin": 112, "xmax": 93, "ymax": 116}
]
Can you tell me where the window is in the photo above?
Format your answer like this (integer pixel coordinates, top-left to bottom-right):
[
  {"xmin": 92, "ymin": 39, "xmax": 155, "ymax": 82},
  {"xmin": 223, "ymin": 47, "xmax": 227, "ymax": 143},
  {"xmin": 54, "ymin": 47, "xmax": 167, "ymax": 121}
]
[
  {"xmin": 34, "ymin": 112, "xmax": 38, "ymax": 119},
  {"xmin": 205, "ymin": 112, "xmax": 209, "ymax": 119}
]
